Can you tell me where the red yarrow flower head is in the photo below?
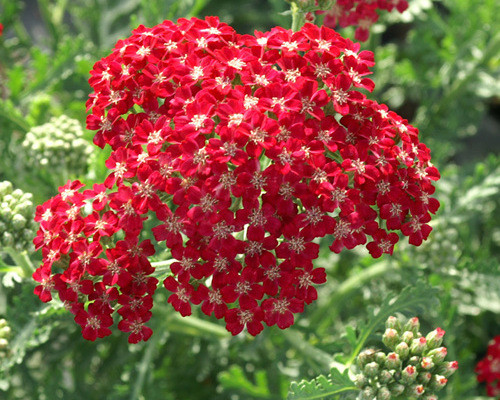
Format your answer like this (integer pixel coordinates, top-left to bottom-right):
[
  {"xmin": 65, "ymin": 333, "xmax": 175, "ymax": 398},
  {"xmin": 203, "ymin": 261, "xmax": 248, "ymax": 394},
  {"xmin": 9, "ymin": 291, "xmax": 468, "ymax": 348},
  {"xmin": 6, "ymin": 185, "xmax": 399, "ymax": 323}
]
[
  {"xmin": 319, "ymin": 0, "xmax": 409, "ymax": 41},
  {"xmin": 476, "ymin": 335, "xmax": 500, "ymax": 398},
  {"xmin": 33, "ymin": 16, "xmax": 440, "ymax": 342}
]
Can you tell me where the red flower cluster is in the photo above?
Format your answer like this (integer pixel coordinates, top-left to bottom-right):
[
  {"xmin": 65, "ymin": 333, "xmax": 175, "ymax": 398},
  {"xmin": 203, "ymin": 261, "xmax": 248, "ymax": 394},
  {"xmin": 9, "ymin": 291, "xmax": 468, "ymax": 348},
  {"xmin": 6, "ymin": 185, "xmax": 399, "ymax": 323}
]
[
  {"xmin": 33, "ymin": 17, "xmax": 439, "ymax": 342},
  {"xmin": 476, "ymin": 335, "xmax": 500, "ymax": 397},
  {"xmin": 320, "ymin": 0, "xmax": 409, "ymax": 41},
  {"xmin": 0, "ymin": 23, "xmax": 3, "ymax": 37}
]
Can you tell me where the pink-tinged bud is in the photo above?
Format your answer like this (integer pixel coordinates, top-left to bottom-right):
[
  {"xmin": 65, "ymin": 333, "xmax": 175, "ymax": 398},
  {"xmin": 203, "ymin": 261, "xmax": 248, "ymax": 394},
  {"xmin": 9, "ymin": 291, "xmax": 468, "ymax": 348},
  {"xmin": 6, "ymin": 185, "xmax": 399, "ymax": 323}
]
[
  {"xmin": 411, "ymin": 384, "xmax": 425, "ymax": 397},
  {"xmin": 401, "ymin": 330, "xmax": 414, "ymax": 344},
  {"xmin": 411, "ymin": 337, "xmax": 427, "ymax": 355},
  {"xmin": 418, "ymin": 371, "xmax": 432, "ymax": 384},
  {"xmin": 401, "ymin": 365, "xmax": 417, "ymax": 384},
  {"xmin": 386, "ymin": 315, "xmax": 401, "ymax": 331},
  {"xmin": 395, "ymin": 341, "xmax": 410, "ymax": 359},
  {"xmin": 430, "ymin": 374, "xmax": 447, "ymax": 390},
  {"xmin": 408, "ymin": 355, "xmax": 420, "ymax": 365},
  {"xmin": 383, "ymin": 328, "xmax": 399, "ymax": 349},
  {"xmin": 423, "ymin": 395, "xmax": 438, "ymax": 400},
  {"xmin": 421, "ymin": 356, "xmax": 435, "ymax": 370},
  {"xmin": 385, "ymin": 352, "xmax": 402, "ymax": 369},
  {"xmin": 439, "ymin": 360, "xmax": 458, "ymax": 377},
  {"xmin": 426, "ymin": 327, "xmax": 445, "ymax": 348},
  {"xmin": 404, "ymin": 317, "xmax": 420, "ymax": 335},
  {"xmin": 427, "ymin": 346, "xmax": 447, "ymax": 363}
]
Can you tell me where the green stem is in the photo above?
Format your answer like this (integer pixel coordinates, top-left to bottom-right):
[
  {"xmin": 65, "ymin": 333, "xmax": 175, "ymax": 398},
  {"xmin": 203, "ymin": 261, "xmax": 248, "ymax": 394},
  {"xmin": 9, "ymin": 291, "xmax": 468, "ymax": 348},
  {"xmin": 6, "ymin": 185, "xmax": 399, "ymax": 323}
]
[
  {"xmin": 168, "ymin": 313, "xmax": 230, "ymax": 338},
  {"xmin": 3, "ymin": 247, "xmax": 34, "ymax": 277},
  {"xmin": 0, "ymin": 101, "xmax": 31, "ymax": 132},
  {"xmin": 291, "ymin": 2, "xmax": 306, "ymax": 32},
  {"xmin": 129, "ymin": 330, "xmax": 166, "ymax": 400},
  {"xmin": 311, "ymin": 261, "xmax": 397, "ymax": 333},
  {"xmin": 150, "ymin": 259, "xmax": 176, "ymax": 279},
  {"xmin": 151, "ymin": 259, "xmax": 176, "ymax": 268},
  {"xmin": 281, "ymin": 329, "xmax": 336, "ymax": 372}
]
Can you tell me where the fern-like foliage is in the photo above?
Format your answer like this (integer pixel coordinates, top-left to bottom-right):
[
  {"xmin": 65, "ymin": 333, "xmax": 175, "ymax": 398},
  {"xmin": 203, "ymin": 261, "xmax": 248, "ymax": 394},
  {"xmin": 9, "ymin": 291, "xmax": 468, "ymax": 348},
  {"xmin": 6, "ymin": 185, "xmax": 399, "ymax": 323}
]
[
  {"xmin": 288, "ymin": 282, "xmax": 439, "ymax": 399},
  {"xmin": 344, "ymin": 282, "xmax": 439, "ymax": 366},
  {"xmin": 288, "ymin": 368, "xmax": 357, "ymax": 400}
]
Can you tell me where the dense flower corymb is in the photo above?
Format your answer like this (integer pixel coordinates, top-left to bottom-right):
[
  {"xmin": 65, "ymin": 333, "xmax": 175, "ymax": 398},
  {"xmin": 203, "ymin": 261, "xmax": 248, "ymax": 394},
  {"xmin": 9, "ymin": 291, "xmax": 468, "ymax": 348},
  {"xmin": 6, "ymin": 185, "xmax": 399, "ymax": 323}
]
[
  {"xmin": 33, "ymin": 17, "xmax": 439, "ymax": 342},
  {"xmin": 476, "ymin": 335, "xmax": 500, "ymax": 397},
  {"xmin": 320, "ymin": 0, "xmax": 409, "ymax": 41}
]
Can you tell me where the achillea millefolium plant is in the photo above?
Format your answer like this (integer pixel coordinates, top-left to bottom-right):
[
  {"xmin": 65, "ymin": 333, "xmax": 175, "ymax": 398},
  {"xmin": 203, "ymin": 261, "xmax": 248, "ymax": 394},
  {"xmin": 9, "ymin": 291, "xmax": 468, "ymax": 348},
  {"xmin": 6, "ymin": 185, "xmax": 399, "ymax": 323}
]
[{"xmin": 32, "ymin": 16, "xmax": 441, "ymax": 343}]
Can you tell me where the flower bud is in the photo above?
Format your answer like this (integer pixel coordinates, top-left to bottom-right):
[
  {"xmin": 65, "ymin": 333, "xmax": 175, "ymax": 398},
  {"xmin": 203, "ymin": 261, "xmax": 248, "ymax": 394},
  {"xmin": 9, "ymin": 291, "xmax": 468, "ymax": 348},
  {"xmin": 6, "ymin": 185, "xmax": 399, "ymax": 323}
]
[
  {"xmin": 377, "ymin": 386, "xmax": 391, "ymax": 400},
  {"xmin": 378, "ymin": 369, "xmax": 394, "ymax": 384},
  {"xmin": 374, "ymin": 351, "xmax": 386, "ymax": 365},
  {"xmin": 427, "ymin": 347, "xmax": 447, "ymax": 363},
  {"xmin": 383, "ymin": 328, "xmax": 399, "ymax": 349},
  {"xmin": 430, "ymin": 375, "xmax": 447, "ymax": 391},
  {"xmin": 0, "ymin": 338, "xmax": 8, "ymax": 349},
  {"xmin": 437, "ymin": 361, "xmax": 458, "ymax": 377},
  {"xmin": 0, "ymin": 326, "xmax": 11, "ymax": 338},
  {"xmin": 417, "ymin": 371, "xmax": 432, "ymax": 384},
  {"xmin": 0, "ymin": 181, "xmax": 37, "ymax": 251},
  {"xmin": 359, "ymin": 386, "xmax": 376, "ymax": 400},
  {"xmin": 404, "ymin": 317, "xmax": 420, "ymax": 335},
  {"xmin": 395, "ymin": 341, "xmax": 410, "ymax": 359},
  {"xmin": 22, "ymin": 115, "xmax": 92, "ymax": 176},
  {"xmin": 389, "ymin": 382, "xmax": 405, "ymax": 396},
  {"xmin": 385, "ymin": 352, "xmax": 401, "ymax": 369},
  {"xmin": 364, "ymin": 361, "xmax": 379, "ymax": 378},
  {"xmin": 386, "ymin": 315, "xmax": 401, "ymax": 331},
  {"xmin": 358, "ymin": 348, "xmax": 376, "ymax": 367},
  {"xmin": 401, "ymin": 330, "xmax": 414, "ymax": 345},
  {"xmin": 410, "ymin": 384, "xmax": 425, "ymax": 397},
  {"xmin": 401, "ymin": 365, "xmax": 417, "ymax": 385},
  {"xmin": 407, "ymin": 356, "xmax": 420, "ymax": 366},
  {"xmin": 426, "ymin": 328, "xmax": 445, "ymax": 348},
  {"xmin": 423, "ymin": 395, "xmax": 438, "ymax": 400},
  {"xmin": 410, "ymin": 337, "xmax": 427, "ymax": 356},
  {"xmin": 421, "ymin": 357, "xmax": 435, "ymax": 370},
  {"xmin": 354, "ymin": 373, "xmax": 367, "ymax": 389}
]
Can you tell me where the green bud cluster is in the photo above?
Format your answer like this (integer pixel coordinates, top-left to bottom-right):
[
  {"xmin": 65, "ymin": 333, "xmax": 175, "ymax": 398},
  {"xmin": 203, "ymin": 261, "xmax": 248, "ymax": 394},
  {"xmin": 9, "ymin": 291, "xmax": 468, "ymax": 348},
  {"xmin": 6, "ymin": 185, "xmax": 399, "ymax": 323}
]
[
  {"xmin": 354, "ymin": 316, "xmax": 457, "ymax": 400},
  {"xmin": 0, "ymin": 318, "xmax": 11, "ymax": 359},
  {"xmin": 21, "ymin": 115, "xmax": 92, "ymax": 175},
  {"xmin": 0, "ymin": 181, "xmax": 37, "ymax": 251}
]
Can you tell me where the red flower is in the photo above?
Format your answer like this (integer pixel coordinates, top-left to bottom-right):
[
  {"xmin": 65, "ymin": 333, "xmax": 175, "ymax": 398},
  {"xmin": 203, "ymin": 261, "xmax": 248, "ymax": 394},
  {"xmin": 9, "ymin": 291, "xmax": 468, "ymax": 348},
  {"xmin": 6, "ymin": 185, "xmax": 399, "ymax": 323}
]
[
  {"xmin": 476, "ymin": 335, "xmax": 500, "ymax": 398},
  {"xmin": 33, "ymin": 17, "xmax": 440, "ymax": 341},
  {"xmin": 74, "ymin": 303, "xmax": 113, "ymax": 341},
  {"xmin": 320, "ymin": 0, "xmax": 409, "ymax": 41}
]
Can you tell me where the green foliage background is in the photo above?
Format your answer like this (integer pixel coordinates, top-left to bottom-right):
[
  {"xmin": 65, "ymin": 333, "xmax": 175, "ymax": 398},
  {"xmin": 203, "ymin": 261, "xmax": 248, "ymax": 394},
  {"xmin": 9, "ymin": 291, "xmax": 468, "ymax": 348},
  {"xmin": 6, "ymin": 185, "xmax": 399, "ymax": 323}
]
[{"xmin": 0, "ymin": 0, "xmax": 498, "ymax": 398}]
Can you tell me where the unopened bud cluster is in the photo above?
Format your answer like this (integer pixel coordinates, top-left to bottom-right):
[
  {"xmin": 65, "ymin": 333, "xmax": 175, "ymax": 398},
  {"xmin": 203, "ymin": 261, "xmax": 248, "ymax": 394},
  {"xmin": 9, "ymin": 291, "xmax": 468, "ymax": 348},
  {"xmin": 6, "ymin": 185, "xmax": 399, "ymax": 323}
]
[
  {"xmin": 0, "ymin": 181, "xmax": 37, "ymax": 251},
  {"xmin": 0, "ymin": 319, "xmax": 11, "ymax": 359},
  {"xmin": 21, "ymin": 115, "xmax": 93, "ymax": 175},
  {"xmin": 355, "ymin": 316, "xmax": 458, "ymax": 399}
]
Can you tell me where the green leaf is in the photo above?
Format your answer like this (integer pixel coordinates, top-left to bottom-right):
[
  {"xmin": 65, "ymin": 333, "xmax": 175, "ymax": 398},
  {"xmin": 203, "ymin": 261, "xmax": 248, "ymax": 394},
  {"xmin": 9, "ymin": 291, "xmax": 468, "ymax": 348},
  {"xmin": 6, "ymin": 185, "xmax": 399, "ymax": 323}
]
[
  {"xmin": 287, "ymin": 368, "xmax": 357, "ymax": 400},
  {"xmin": 345, "ymin": 282, "xmax": 439, "ymax": 367},
  {"xmin": 218, "ymin": 365, "xmax": 271, "ymax": 399}
]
